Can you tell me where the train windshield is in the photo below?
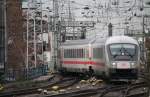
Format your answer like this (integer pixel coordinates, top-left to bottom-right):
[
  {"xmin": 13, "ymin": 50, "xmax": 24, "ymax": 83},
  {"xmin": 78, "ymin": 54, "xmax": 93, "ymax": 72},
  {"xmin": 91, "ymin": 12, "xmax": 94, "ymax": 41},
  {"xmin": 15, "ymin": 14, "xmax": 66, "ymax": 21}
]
[{"xmin": 109, "ymin": 44, "xmax": 137, "ymax": 61}]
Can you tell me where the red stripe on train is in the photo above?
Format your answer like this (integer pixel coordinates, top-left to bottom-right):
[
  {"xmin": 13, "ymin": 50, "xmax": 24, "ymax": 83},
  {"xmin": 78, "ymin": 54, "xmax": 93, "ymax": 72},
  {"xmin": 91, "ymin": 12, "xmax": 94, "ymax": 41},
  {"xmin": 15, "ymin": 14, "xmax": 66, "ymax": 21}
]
[{"xmin": 62, "ymin": 61, "xmax": 105, "ymax": 66}]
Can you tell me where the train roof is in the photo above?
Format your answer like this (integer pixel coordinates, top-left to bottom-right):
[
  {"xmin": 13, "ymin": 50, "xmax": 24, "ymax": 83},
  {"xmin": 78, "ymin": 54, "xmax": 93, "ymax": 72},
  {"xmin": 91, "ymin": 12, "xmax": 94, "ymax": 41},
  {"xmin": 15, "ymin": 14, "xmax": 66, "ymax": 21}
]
[
  {"xmin": 61, "ymin": 36, "xmax": 106, "ymax": 46},
  {"xmin": 105, "ymin": 36, "xmax": 139, "ymax": 45},
  {"xmin": 61, "ymin": 36, "xmax": 139, "ymax": 47}
]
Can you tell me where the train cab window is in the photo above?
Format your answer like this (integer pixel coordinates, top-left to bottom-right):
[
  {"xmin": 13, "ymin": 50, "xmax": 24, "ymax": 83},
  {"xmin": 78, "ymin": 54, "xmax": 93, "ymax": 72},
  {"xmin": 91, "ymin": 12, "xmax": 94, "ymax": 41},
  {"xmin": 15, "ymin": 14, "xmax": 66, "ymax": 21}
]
[{"xmin": 109, "ymin": 44, "xmax": 137, "ymax": 61}]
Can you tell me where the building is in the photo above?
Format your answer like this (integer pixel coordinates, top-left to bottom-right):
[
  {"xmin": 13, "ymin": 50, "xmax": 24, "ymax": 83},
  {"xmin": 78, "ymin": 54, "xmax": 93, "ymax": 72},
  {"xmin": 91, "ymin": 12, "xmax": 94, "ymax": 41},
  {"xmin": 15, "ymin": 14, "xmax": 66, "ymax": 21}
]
[{"xmin": 6, "ymin": 0, "xmax": 26, "ymax": 79}]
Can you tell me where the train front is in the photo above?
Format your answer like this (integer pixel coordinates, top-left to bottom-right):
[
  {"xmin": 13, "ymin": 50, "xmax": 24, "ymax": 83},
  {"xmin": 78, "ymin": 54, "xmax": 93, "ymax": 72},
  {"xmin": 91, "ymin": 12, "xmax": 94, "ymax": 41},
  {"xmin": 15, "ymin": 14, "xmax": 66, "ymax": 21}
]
[{"xmin": 105, "ymin": 36, "xmax": 140, "ymax": 80}]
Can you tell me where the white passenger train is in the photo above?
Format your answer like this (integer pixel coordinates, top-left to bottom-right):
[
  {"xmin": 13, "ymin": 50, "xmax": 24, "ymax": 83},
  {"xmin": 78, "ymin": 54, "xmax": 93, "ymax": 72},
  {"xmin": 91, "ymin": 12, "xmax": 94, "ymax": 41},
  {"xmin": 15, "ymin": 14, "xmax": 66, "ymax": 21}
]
[{"xmin": 58, "ymin": 36, "xmax": 141, "ymax": 79}]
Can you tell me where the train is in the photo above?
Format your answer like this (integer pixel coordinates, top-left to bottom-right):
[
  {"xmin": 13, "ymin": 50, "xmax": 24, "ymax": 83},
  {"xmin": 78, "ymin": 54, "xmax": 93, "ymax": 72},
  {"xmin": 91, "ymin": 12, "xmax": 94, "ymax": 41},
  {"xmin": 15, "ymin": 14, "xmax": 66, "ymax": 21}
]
[{"xmin": 58, "ymin": 36, "xmax": 141, "ymax": 80}]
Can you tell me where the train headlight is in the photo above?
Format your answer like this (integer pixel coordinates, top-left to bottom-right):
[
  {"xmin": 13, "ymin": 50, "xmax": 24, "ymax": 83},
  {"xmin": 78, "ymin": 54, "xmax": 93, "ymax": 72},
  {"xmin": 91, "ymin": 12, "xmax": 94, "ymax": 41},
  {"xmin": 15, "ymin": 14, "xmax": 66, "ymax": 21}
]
[
  {"xmin": 112, "ymin": 62, "xmax": 117, "ymax": 68},
  {"xmin": 130, "ymin": 62, "xmax": 136, "ymax": 68}
]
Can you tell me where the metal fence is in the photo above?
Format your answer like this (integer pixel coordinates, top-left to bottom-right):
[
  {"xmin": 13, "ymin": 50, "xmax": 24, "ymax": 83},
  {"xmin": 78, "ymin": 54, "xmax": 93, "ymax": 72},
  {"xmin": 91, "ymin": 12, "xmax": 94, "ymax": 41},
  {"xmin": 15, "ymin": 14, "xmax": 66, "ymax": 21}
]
[{"xmin": 5, "ymin": 65, "xmax": 48, "ymax": 81}]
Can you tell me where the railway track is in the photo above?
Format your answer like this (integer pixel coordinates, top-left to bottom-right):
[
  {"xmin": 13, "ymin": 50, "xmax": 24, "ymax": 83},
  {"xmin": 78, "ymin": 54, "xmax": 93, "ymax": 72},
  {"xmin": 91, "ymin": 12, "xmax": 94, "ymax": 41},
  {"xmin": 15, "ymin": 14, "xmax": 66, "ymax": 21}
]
[
  {"xmin": 44, "ymin": 86, "xmax": 106, "ymax": 97},
  {"xmin": 0, "ymin": 76, "xmax": 79, "ymax": 97},
  {"xmin": 43, "ymin": 84, "xmax": 125, "ymax": 97},
  {"xmin": 122, "ymin": 81, "xmax": 148, "ymax": 97},
  {"xmin": 47, "ymin": 77, "xmax": 80, "ymax": 91},
  {"xmin": 0, "ymin": 73, "xmax": 148, "ymax": 97},
  {"xmin": 126, "ymin": 91, "xmax": 147, "ymax": 97},
  {"xmin": 43, "ymin": 81, "xmax": 147, "ymax": 97}
]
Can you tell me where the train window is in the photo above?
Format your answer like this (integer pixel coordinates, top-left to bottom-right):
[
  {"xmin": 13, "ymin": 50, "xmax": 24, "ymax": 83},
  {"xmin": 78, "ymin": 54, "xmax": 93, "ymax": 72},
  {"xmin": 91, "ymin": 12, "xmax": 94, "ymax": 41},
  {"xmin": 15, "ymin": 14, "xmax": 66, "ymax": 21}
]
[
  {"xmin": 79, "ymin": 49, "xmax": 81, "ymax": 57},
  {"xmin": 82, "ymin": 49, "xmax": 84, "ymax": 58},
  {"xmin": 67, "ymin": 49, "xmax": 69, "ymax": 58},
  {"xmin": 81, "ymin": 49, "xmax": 83, "ymax": 58},
  {"xmin": 74, "ymin": 49, "xmax": 76, "ymax": 58},
  {"xmin": 67, "ymin": 49, "xmax": 68, "ymax": 58},
  {"xmin": 69, "ymin": 49, "xmax": 71, "ymax": 57},
  {"xmin": 109, "ymin": 44, "xmax": 136, "ymax": 56},
  {"xmin": 77, "ymin": 49, "xmax": 79, "ymax": 58},
  {"xmin": 64, "ymin": 49, "xmax": 69, "ymax": 58},
  {"xmin": 70, "ymin": 49, "xmax": 72, "ymax": 58},
  {"xmin": 71, "ymin": 49, "xmax": 73, "ymax": 58},
  {"xmin": 86, "ymin": 49, "xmax": 89, "ymax": 58},
  {"xmin": 75, "ymin": 49, "xmax": 77, "ymax": 58},
  {"xmin": 78, "ymin": 49, "xmax": 80, "ymax": 58},
  {"xmin": 68, "ymin": 49, "xmax": 70, "ymax": 58},
  {"xmin": 64, "ymin": 48, "xmax": 85, "ymax": 58},
  {"xmin": 93, "ymin": 48, "xmax": 103, "ymax": 58},
  {"xmin": 81, "ymin": 49, "xmax": 84, "ymax": 58},
  {"xmin": 72, "ymin": 49, "xmax": 74, "ymax": 58},
  {"xmin": 73, "ymin": 49, "xmax": 75, "ymax": 58},
  {"xmin": 69, "ymin": 49, "xmax": 71, "ymax": 58},
  {"xmin": 83, "ymin": 49, "xmax": 85, "ymax": 58},
  {"xmin": 75, "ymin": 49, "xmax": 79, "ymax": 58}
]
